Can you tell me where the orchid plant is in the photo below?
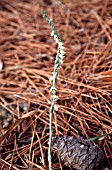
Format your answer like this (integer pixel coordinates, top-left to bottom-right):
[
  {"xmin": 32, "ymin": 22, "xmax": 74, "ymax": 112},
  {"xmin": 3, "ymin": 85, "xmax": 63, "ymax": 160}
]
[{"xmin": 41, "ymin": 10, "xmax": 65, "ymax": 170}]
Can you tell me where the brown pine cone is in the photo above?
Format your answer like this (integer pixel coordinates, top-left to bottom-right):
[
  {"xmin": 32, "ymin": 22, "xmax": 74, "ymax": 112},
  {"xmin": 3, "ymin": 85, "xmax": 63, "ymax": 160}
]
[{"xmin": 52, "ymin": 135, "xmax": 106, "ymax": 170}]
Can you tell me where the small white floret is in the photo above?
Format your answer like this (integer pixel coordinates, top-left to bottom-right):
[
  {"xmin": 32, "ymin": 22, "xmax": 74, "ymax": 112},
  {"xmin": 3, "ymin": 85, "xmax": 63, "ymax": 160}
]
[
  {"xmin": 60, "ymin": 49, "xmax": 66, "ymax": 55},
  {"xmin": 54, "ymin": 105, "xmax": 59, "ymax": 111},
  {"xmin": 51, "ymin": 30, "xmax": 54, "ymax": 36},
  {"xmin": 48, "ymin": 77, "xmax": 53, "ymax": 82},
  {"xmin": 58, "ymin": 42, "xmax": 63, "ymax": 46}
]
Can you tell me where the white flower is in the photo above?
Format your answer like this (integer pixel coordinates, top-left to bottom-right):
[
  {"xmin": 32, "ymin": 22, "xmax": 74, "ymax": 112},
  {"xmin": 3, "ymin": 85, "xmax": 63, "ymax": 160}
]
[
  {"xmin": 60, "ymin": 49, "xmax": 66, "ymax": 55},
  {"xmin": 59, "ymin": 59, "xmax": 63, "ymax": 64},
  {"xmin": 59, "ymin": 54, "xmax": 65, "ymax": 59},
  {"xmin": 55, "ymin": 38, "xmax": 59, "ymax": 44},
  {"xmin": 49, "ymin": 18, "xmax": 52, "ymax": 24},
  {"xmin": 51, "ymin": 30, "xmax": 54, "ymax": 36},
  {"xmin": 48, "ymin": 77, "xmax": 53, "ymax": 82},
  {"xmin": 60, "ymin": 46, "xmax": 65, "ymax": 50},
  {"xmin": 54, "ymin": 105, "xmax": 59, "ymax": 111},
  {"xmin": 54, "ymin": 35, "xmax": 57, "ymax": 40},
  {"xmin": 58, "ymin": 42, "xmax": 63, "ymax": 46},
  {"xmin": 52, "ymin": 94, "xmax": 59, "ymax": 101}
]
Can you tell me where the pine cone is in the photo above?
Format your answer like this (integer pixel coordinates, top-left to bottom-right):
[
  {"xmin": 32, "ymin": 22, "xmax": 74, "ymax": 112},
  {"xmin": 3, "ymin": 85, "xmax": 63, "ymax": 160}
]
[{"xmin": 52, "ymin": 135, "xmax": 105, "ymax": 170}]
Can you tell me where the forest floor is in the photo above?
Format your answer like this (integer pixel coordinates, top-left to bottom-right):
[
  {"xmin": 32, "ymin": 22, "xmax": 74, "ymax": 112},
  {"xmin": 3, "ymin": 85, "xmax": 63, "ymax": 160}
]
[{"xmin": 0, "ymin": 0, "xmax": 112, "ymax": 169}]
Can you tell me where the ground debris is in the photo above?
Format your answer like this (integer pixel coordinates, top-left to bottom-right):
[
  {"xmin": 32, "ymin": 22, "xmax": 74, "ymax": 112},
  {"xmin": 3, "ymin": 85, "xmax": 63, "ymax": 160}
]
[{"xmin": 52, "ymin": 135, "xmax": 107, "ymax": 170}]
